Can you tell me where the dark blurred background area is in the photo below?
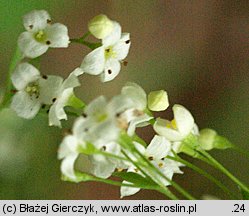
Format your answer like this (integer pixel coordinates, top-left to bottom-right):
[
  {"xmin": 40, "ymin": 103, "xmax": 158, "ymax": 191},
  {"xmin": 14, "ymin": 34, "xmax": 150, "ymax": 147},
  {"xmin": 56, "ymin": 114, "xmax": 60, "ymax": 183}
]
[{"xmin": 0, "ymin": 0, "xmax": 248, "ymax": 199}]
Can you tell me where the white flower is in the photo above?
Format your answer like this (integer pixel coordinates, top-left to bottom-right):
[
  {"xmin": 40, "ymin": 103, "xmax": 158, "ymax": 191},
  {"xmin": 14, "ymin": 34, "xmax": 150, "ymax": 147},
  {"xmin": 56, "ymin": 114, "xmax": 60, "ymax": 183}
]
[
  {"xmin": 61, "ymin": 95, "xmax": 135, "ymax": 178},
  {"xmin": 80, "ymin": 21, "xmax": 130, "ymax": 82},
  {"xmin": 90, "ymin": 141, "xmax": 122, "ymax": 178},
  {"xmin": 18, "ymin": 10, "xmax": 70, "ymax": 58},
  {"xmin": 82, "ymin": 96, "xmax": 121, "ymax": 143},
  {"xmin": 11, "ymin": 63, "xmax": 43, "ymax": 119},
  {"xmin": 80, "ymin": 94, "xmax": 136, "ymax": 144},
  {"xmin": 39, "ymin": 72, "xmax": 80, "ymax": 127},
  {"xmin": 153, "ymin": 104, "xmax": 195, "ymax": 141},
  {"xmin": 11, "ymin": 63, "xmax": 80, "ymax": 124},
  {"xmin": 58, "ymin": 118, "xmax": 87, "ymax": 181},
  {"xmin": 117, "ymin": 82, "xmax": 153, "ymax": 136},
  {"xmin": 59, "ymin": 115, "xmax": 124, "ymax": 179},
  {"xmin": 120, "ymin": 135, "xmax": 183, "ymax": 198}
]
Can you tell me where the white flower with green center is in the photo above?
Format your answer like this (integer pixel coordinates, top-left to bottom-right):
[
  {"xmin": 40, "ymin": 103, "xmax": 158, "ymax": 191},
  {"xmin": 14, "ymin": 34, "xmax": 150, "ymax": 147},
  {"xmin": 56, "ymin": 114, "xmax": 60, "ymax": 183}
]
[
  {"xmin": 117, "ymin": 82, "xmax": 153, "ymax": 136},
  {"xmin": 120, "ymin": 135, "xmax": 183, "ymax": 198},
  {"xmin": 11, "ymin": 63, "xmax": 80, "ymax": 124},
  {"xmin": 153, "ymin": 104, "xmax": 195, "ymax": 142},
  {"xmin": 18, "ymin": 10, "xmax": 70, "ymax": 58},
  {"xmin": 78, "ymin": 95, "xmax": 134, "ymax": 144},
  {"xmin": 58, "ymin": 117, "xmax": 87, "ymax": 181},
  {"xmin": 11, "ymin": 63, "xmax": 43, "ymax": 119},
  {"xmin": 61, "ymin": 96, "xmax": 135, "ymax": 178},
  {"xmin": 80, "ymin": 22, "xmax": 131, "ymax": 82}
]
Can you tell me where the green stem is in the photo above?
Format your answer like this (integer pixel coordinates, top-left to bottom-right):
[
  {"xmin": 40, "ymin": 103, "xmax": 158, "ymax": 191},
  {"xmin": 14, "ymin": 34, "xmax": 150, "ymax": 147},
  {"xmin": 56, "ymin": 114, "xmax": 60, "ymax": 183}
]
[
  {"xmin": 168, "ymin": 154, "xmax": 239, "ymax": 199},
  {"xmin": 70, "ymin": 32, "xmax": 101, "ymax": 50},
  {"xmin": 80, "ymin": 31, "xmax": 91, "ymax": 40},
  {"xmin": 0, "ymin": 47, "xmax": 22, "ymax": 111},
  {"xmin": 199, "ymin": 150, "xmax": 249, "ymax": 194}
]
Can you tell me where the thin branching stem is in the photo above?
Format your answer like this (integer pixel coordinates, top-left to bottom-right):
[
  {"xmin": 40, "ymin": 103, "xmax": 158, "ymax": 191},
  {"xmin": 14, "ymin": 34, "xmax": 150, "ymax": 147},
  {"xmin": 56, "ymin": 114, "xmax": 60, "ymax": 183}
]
[{"xmin": 168, "ymin": 153, "xmax": 239, "ymax": 199}]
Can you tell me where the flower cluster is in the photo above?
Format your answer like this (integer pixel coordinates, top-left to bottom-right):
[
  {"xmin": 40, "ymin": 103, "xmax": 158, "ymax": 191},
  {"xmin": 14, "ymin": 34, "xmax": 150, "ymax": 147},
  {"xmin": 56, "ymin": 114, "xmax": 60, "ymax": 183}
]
[
  {"xmin": 11, "ymin": 10, "xmax": 131, "ymax": 126},
  {"xmin": 9, "ymin": 10, "xmax": 200, "ymax": 197},
  {"xmin": 58, "ymin": 82, "xmax": 198, "ymax": 197},
  {"xmin": 4, "ymin": 9, "xmax": 239, "ymax": 200}
]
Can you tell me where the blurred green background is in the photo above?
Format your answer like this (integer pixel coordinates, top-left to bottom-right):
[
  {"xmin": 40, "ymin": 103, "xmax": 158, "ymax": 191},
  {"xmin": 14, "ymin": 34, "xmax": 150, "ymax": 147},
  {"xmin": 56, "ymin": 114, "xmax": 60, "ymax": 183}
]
[{"xmin": 0, "ymin": 0, "xmax": 249, "ymax": 199}]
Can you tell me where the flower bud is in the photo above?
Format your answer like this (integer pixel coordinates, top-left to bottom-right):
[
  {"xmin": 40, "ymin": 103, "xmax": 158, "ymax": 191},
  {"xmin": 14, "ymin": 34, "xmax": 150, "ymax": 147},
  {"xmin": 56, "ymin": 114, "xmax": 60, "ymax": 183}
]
[
  {"xmin": 198, "ymin": 128, "xmax": 217, "ymax": 150},
  {"xmin": 88, "ymin": 14, "xmax": 114, "ymax": 39},
  {"xmin": 148, "ymin": 90, "xmax": 169, "ymax": 111}
]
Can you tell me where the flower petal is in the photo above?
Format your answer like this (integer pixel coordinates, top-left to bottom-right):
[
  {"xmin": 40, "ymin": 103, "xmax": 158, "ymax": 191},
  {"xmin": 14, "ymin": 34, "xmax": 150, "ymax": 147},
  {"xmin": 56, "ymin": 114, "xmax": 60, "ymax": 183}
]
[
  {"xmin": 123, "ymin": 142, "xmax": 146, "ymax": 162},
  {"xmin": 173, "ymin": 104, "xmax": 194, "ymax": 136},
  {"xmin": 61, "ymin": 154, "xmax": 78, "ymax": 180},
  {"xmin": 61, "ymin": 73, "xmax": 80, "ymax": 90},
  {"xmin": 84, "ymin": 96, "xmax": 107, "ymax": 116},
  {"xmin": 72, "ymin": 67, "xmax": 84, "ymax": 76},
  {"xmin": 80, "ymin": 46, "xmax": 105, "ymax": 75},
  {"xmin": 161, "ymin": 158, "xmax": 184, "ymax": 175},
  {"xmin": 127, "ymin": 114, "xmax": 152, "ymax": 136},
  {"xmin": 145, "ymin": 135, "xmax": 171, "ymax": 159},
  {"xmin": 45, "ymin": 23, "xmax": 70, "ymax": 48},
  {"xmin": 102, "ymin": 21, "xmax": 121, "ymax": 46},
  {"xmin": 100, "ymin": 59, "xmax": 121, "ymax": 82},
  {"xmin": 48, "ymin": 88, "xmax": 73, "ymax": 127},
  {"xmin": 91, "ymin": 155, "xmax": 116, "ymax": 178},
  {"xmin": 23, "ymin": 10, "xmax": 50, "ymax": 32},
  {"xmin": 91, "ymin": 120, "xmax": 120, "ymax": 144},
  {"xmin": 11, "ymin": 91, "xmax": 41, "ymax": 119},
  {"xmin": 18, "ymin": 32, "xmax": 49, "ymax": 58},
  {"xmin": 72, "ymin": 117, "xmax": 87, "ymax": 138},
  {"xmin": 58, "ymin": 135, "xmax": 78, "ymax": 159},
  {"xmin": 121, "ymin": 82, "xmax": 147, "ymax": 110},
  {"xmin": 112, "ymin": 33, "xmax": 131, "ymax": 60},
  {"xmin": 153, "ymin": 118, "xmax": 184, "ymax": 141},
  {"xmin": 39, "ymin": 75, "xmax": 63, "ymax": 104},
  {"xmin": 120, "ymin": 181, "xmax": 141, "ymax": 198},
  {"xmin": 107, "ymin": 94, "xmax": 134, "ymax": 115},
  {"xmin": 11, "ymin": 63, "xmax": 40, "ymax": 90}
]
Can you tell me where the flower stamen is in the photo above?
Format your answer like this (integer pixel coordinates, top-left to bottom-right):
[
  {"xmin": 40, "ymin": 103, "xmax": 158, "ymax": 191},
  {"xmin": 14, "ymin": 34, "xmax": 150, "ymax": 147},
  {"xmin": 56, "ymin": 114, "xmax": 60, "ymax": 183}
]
[{"xmin": 34, "ymin": 30, "xmax": 47, "ymax": 42}]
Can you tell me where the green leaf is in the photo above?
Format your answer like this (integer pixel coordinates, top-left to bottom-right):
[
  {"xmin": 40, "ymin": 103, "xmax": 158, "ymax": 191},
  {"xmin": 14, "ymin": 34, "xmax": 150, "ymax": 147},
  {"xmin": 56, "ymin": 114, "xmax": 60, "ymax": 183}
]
[{"xmin": 113, "ymin": 171, "xmax": 158, "ymax": 189}]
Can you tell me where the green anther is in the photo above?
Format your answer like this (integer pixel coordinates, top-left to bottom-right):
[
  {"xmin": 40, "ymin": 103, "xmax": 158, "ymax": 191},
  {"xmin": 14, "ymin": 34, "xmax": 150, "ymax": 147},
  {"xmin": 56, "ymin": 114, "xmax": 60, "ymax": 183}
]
[
  {"xmin": 34, "ymin": 30, "xmax": 47, "ymax": 42},
  {"xmin": 25, "ymin": 82, "xmax": 40, "ymax": 97},
  {"xmin": 105, "ymin": 47, "xmax": 116, "ymax": 59},
  {"xmin": 96, "ymin": 113, "xmax": 108, "ymax": 122}
]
